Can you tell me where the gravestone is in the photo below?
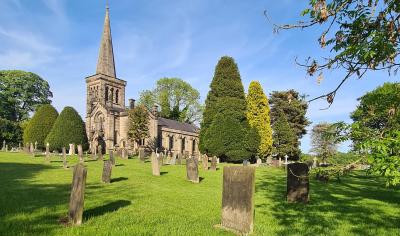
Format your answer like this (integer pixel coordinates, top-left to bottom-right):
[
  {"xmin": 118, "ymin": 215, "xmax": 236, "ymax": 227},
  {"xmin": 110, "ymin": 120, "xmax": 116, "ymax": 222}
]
[
  {"xmin": 45, "ymin": 143, "xmax": 50, "ymax": 163},
  {"xmin": 312, "ymin": 157, "xmax": 318, "ymax": 168},
  {"xmin": 202, "ymin": 155, "xmax": 208, "ymax": 170},
  {"xmin": 151, "ymin": 152, "xmax": 160, "ymax": 176},
  {"xmin": 139, "ymin": 147, "xmax": 145, "ymax": 162},
  {"xmin": 18, "ymin": 143, "xmax": 21, "ymax": 151},
  {"xmin": 170, "ymin": 155, "xmax": 176, "ymax": 165},
  {"xmin": 243, "ymin": 160, "xmax": 249, "ymax": 166},
  {"xmin": 68, "ymin": 163, "xmax": 87, "ymax": 225},
  {"xmin": 34, "ymin": 141, "xmax": 38, "ymax": 151},
  {"xmin": 287, "ymin": 163, "xmax": 309, "ymax": 203},
  {"xmin": 78, "ymin": 145, "xmax": 83, "ymax": 163},
  {"xmin": 62, "ymin": 147, "xmax": 68, "ymax": 169},
  {"xmin": 186, "ymin": 157, "xmax": 199, "ymax": 183},
  {"xmin": 210, "ymin": 156, "xmax": 217, "ymax": 171},
  {"xmin": 221, "ymin": 166, "xmax": 255, "ymax": 234},
  {"xmin": 256, "ymin": 158, "xmax": 262, "ymax": 167},
  {"xmin": 5, "ymin": 145, "xmax": 8, "ymax": 152},
  {"xmin": 110, "ymin": 150, "xmax": 115, "ymax": 165},
  {"xmin": 97, "ymin": 145, "xmax": 103, "ymax": 160},
  {"xmin": 121, "ymin": 148, "xmax": 128, "ymax": 159},
  {"xmin": 158, "ymin": 153, "xmax": 163, "ymax": 167},
  {"xmin": 2, "ymin": 140, "xmax": 5, "ymax": 151},
  {"xmin": 177, "ymin": 153, "xmax": 182, "ymax": 165},
  {"xmin": 279, "ymin": 157, "xmax": 282, "ymax": 167},
  {"xmin": 217, "ymin": 158, "xmax": 220, "ymax": 164},
  {"xmin": 30, "ymin": 143, "xmax": 34, "ymax": 155},
  {"xmin": 102, "ymin": 160, "xmax": 113, "ymax": 183}
]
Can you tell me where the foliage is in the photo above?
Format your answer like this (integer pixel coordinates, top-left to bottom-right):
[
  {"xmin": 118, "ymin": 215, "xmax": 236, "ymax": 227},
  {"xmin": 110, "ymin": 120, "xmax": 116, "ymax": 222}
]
[
  {"xmin": 128, "ymin": 105, "xmax": 150, "ymax": 146},
  {"xmin": 200, "ymin": 56, "xmax": 259, "ymax": 162},
  {"xmin": 269, "ymin": 90, "xmax": 310, "ymax": 159},
  {"xmin": 310, "ymin": 122, "xmax": 338, "ymax": 163},
  {"xmin": 23, "ymin": 104, "xmax": 58, "ymax": 149},
  {"xmin": 0, "ymin": 70, "xmax": 52, "ymax": 122},
  {"xmin": 138, "ymin": 78, "xmax": 203, "ymax": 124},
  {"xmin": 272, "ymin": 110, "xmax": 299, "ymax": 160},
  {"xmin": 0, "ymin": 118, "xmax": 22, "ymax": 146},
  {"xmin": 246, "ymin": 81, "xmax": 273, "ymax": 159},
  {"xmin": 45, "ymin": 107, "xmax": 88, "ymax": 151},
  {"xmin": 272, "ymin": 0, "xmax": 400, "ymax": 105}
]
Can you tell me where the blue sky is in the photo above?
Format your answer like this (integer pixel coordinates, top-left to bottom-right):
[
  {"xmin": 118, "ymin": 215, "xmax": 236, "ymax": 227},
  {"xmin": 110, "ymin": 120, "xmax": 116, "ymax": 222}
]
[{"xmin": 0, "ymin": 0, "xmax": 397, "ymax": 153}]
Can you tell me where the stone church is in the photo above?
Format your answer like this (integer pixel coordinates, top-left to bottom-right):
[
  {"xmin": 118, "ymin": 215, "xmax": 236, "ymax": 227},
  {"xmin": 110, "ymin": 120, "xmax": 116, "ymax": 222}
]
[{"xmin": 85, "ymin": 6, "xmax": 200, "ymax": 155}]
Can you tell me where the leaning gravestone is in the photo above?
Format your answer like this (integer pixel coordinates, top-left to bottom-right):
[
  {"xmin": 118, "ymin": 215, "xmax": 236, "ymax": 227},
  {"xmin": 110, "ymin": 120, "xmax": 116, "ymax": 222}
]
[
  {"xmin": 210, "ymin": 156, "xmax": 217, "ymax": 171},
  {"xmin": 62, "ymin": 147, "xmax": 68, "ymax": 169},
  {"xmin": 287, "ymin": 163, "xmax": 309, "ymax": 203},
  {"xmin": 151, "ymin": 152, "xmax": 160, "ymax": 176},
  {"xmin": 68, "ymin": 163, "xmax": 87, "ymax": 225},
  {"xmin": 139, "ymin": 147, "xmax": 145, "ymax": 162},
  {"xmin": 202, "ymin": 155, "xmax": 208, "ymax": 170},
  {"xmin": 110, "ymin": 150, "xmax": 115, "ymax": 166},
  {"xmin": 220, "ymin": 166, "xmax": 255, "ymax": 234},
  {"xmin": 102, "ymin": 160, "xmax": 113, "ymax": 183},
  {"xmin": 186, "ymin": 157, "xmax": 199, "ymax": 183},
  {"xmin": 97, "ymin": 145, "xmax": 103, "ymax": 160},
  {"xmin": 78, "ymin": 145, "xmax": 84, "ymax": 163}
]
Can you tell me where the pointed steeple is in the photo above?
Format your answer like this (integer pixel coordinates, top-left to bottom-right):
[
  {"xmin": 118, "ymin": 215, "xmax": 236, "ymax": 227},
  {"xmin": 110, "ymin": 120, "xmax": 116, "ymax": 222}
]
[{"xmin": 96, "ymin": 4, "xmax": 116, "ymax": 78}]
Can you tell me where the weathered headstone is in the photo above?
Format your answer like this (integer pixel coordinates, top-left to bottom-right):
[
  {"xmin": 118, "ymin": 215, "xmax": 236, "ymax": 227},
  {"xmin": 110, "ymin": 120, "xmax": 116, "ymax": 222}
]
[
  {"xmin": 121, "ymin": 148, "xmax": 128, "ymax": 159},
  {"xmin": 5, "ymin": 145, "xmax": 8, "ymax": 152},
  {"xmin": 287, "ymin": 163, "xmax": 309, "ymax": 203},
  {"xmin": 34, "ymin": 141, "xmax": 38, "ymax": 151},
  {"xmin": 30, "ymin": 143, "xmax": 34, "ymax": 155},
  {"xmin": 217, "ymin": 158, "xmax": 220, "ymax": 164},
  {"xmin": 177, "ymin": 153, "xmax": 182, "ymax": 165},
  {"xmin": 221, "ymin": 166, "xmax": 255, "ymax": 234},
  {"xmin": 18, "ymin": 143, "xmax": 21, "ymax": 151},
  {"xmin": 202, "ymin": 154, "xmax": 208, "ymax": 170},
  {"xmin": 139, "ymin": 147, "xmax": 145, "ymax": 162},
  {"xmin": 2, "ymin": 140, "xmax": 5, "ymax": 151},
  {"xmin": 279, "ymin": 157, "xmax": 282, "ymax": 167},
  {"xmin": 62, "ymin": 147, "xmax": 68, "ymax": 169},
  {"xmin": 186, "ymin": 157, "xmax": 199, "ymax": 183},
  {"xmin": 68, "ymin": 163, "xmax": 87, "ymax": 225},
  {"xmin": 151, "ymin": 152, "xmax": 160, "ymax": 176},
  {"xmin": 158, "ymin": 153, "xmax": 163, "ymax": 167},
  {"xmin": 256, "ymin": 158, "xmax": 262, "ymax": 167},
  {"xmin": 78, "ymin": 145, "xmax": 83, "ymax": 163},
  {"xmin": 243, "ymin": 160, "xmax": 249, "ymax": 166},
  {"xmin": 210, "ymin": 156, "xmax": 217, "ymax": 171},
  {"xmin": 97, "ymin": 145, "xmax": 103, "ymax": 160},
  {"xmin": 45, "ymin": 143, "xmax": 50, "ymax": 163},
  {"xmin": 110, "ymin": 150, "xmax": 115, "ymax": 165},
  {"xmin": 102, "ymin": 160, "xmax": 113, "ymax": 183},
  {"xmin": 170, "ymin": 155, "xmax": 176, "ymax": 165}
]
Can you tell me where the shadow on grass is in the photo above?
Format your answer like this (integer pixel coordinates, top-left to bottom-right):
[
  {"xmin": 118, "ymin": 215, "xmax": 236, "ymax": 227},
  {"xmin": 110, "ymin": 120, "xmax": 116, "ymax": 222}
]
[
  {"xmin": 199, "ymin": 177, "xmax": 205, "ymax": 182},
  {"xmin": 160, "ymin": 171, "xmax": 168, "ymax": 176},
  {"xmin": 255, "ymin": 170, "xmax": 400, "ymax": 235},
  {"xmin": 83, "ymin": 200, "xmax": 131, "ymax": 220},
  {"xmin": 111, "ymin": 177, "xmax": 128, "ymax": 183},
  {"xmin": 115, "ymin": 164, "xmax": 125, "ymax": 167}
]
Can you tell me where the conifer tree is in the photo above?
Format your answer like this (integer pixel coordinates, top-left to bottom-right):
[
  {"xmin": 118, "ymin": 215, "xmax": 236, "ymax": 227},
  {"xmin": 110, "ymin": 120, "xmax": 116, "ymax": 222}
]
[
  {"xmin": 246, "ymin": 81, "xmax": 273, "ymax": 159},
  {"xmin": 272, "ymin": 110, "xmax": 299, "ymax": 159},
  {"xmin": 128, "ymin": 105, "xmax": 150, "ymax": 146}
]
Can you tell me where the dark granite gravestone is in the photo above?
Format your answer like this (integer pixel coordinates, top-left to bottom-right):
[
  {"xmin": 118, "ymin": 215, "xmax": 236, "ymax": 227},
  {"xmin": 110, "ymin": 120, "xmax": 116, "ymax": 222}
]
[
  {"xmin": 243, "ymin": 160, "xmax": 249, "ymax": 166},
  {"xmin": 139, "ymin": 147, "xmax": 145, "ymax": 162},
  {"xmin": 62, "ymin": 147, "xmax": 68, "ymax": 169},
  {"xmin": 97, "ymin": 145, "xmax": 103, "ymax": 160},
  {"xmin": 151, "ymin": 152, "xmax": 160, "ymax": 176},
  {"xmin": 110, "ymin": 150, "xmax": 115, "ymax": 166},
  {"xmin": 221, "ymin": 166, "xmax": 255, "ymax": 234},
  {"xmin": 210, "ymin": 156, "xmax": 217, "ymax": 171},
  {"xmin": 202, "ymin": 155, "xmax": 208, "ymax": 170},
  {"xmin": 287, "ymin": 163, "xmax": 310, "ymax": 203},
  {"xmin": 186, "ymin": 157, "xmax": 199, "ymax": 183},
  {"xmin": 68, "ymin": 163, "xmax": 87, "ymax": 225},
  {"xmin": 78, "ymin": 145, "xmax": 84, "ymax": 163},
  {"xmin": 102, "ymin": 160, "xmax": 113, "ymax": 183}
]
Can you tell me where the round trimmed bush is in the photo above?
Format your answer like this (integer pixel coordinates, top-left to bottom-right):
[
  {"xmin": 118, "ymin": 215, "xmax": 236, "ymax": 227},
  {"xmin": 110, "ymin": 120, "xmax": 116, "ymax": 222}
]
[
  {"xmin": 23, "ymin": 104, "xmax": 58, "ymax": 149},
  {"xmin": 45, "ymin": 106, "xmax": 88, "ymax": 151}
]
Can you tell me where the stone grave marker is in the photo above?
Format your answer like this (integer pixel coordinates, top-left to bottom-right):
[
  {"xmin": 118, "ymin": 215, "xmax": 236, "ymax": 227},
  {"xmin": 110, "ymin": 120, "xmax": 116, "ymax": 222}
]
[
  {"xmin": 217, "ymin": 158, "xmax": 220, "ymax": 164},
  {"xmin": 256, "ymin": 158, "xmax": 262, "ymax": 167},
  {"xmin": 97, "ymin": 145, "xmax": 103, "ymax": 160},
  {"xmin": 121, "ymin": 148, "xmax": 128, "ymax": 159},
  {"xmin": 78, "ymin": 145, "xmax": 84, "ymax": 163},
  {"xmin": 279, "ymin": 157, "xmax": 282, "ymax": 167},
  {"xmin": 210, "ymin": 156, "xmax": 217, "ymax": 171},
  {"xmin": 62, "ymin": 147, "xmax": 68, "ymax": 169},
  {"xmin": 312, "ymin": 157, "xmax": 318, "ymax": 168},
  {"xmin": 30, "ymin": 143, "xmax": 34, "ymax": 155},
  {"xmin": 170, "ymin": 154, "xmax": 176, "ymax": 165},
  {"xmin": 102, "ymin": 160, "xmax": 113, "ymax": 183},
  {"xmin": 5, "ymin": 145, "xmax": 8, "ymax": 152},
  {"xmin": 243, "ymin": 160, "xmax": 249, "ymax": 166},
  {"xmin": 177, "ymin": 153, "xmax": 182, "ymax": 165},
  {"xmin": 151, "ymin": 152, "xmax": 160, "ymax": 176},
  {"xmin": 139, "ymin": 147, "xmax": 145, "ymax": 162},
  {"xmin": 110, "ymin": 150, "xmax": 115, "ymax": 165},
  {"xmin": 68, "ymin": 163, "xmax": 87, "ymax": 225},
  {"xmin": 2, "ymin": 140, "xmax": 5, "ymax": 151},
  {"xmin": 18, "ymin": 143, "xmax": 21, "ymax": 151},
  {"xmin": 287, "ymin": 163, "xmax": 309, "ymax": 203},
  {"xmin": 202, "ymin": 154, "xmax": 208, "ymax": 170},
  {"xmin": 220, "ymin": 166, "xmax": 255, "ymax": 234},
  {"xmin": 186, "ymin": 157, "xmax": 199, "ymax": 183},
  {"xmin": 45, "ymin": 143, "xmax": 50, "ymax": 163},
  {"xmin": 157, "ymin": 153, "xmax": 163, "ymax": 167},
  {"xmin": 34, "ymin": 141, "xmax": 38, "ymax": 151}
]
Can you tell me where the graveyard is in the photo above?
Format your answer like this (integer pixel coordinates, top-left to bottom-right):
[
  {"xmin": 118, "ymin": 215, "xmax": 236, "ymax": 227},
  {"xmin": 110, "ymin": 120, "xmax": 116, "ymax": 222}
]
[{"xmin": 0, "ymin": 151, "xmax": 399, "ymax": 235}]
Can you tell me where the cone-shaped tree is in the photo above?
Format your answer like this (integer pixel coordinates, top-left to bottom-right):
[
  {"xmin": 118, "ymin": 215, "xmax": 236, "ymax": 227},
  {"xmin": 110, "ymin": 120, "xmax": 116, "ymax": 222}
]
[
  {"xmin": 45, "ymin": 106, "xmax": 88, "ymax": 151},
  {"xmin": 23, "ymin": 104, "xmax": 58, "ymax": 149},
  {"xmin": 200, "ymin": 56, "xmax": 259, "ymax": 162},
  {"xmin": 246, "ymin": 81, "xmax": 273, "ymax": 159},
  {"xmin": 272, "ymin": 110, "xmax": 299, "ymax": 159}
]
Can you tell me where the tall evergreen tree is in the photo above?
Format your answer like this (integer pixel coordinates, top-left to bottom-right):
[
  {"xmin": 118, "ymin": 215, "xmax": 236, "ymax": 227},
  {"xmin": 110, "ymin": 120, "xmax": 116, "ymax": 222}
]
[
  {"xmin": 199, "ymin": 56, "xmax": 259, "ymax": 162},
  {"xmin": 272, "ymin": 110, "xmax": 299, "ymax": 159},
  {"xmin": 45, "ymin": 107, "xmax": 88, "ymax": 151},
  {"xmin": 128, "ymin": 105, "xmax": 150, "ymax": 147},
  {"xmin": 246, "ymin": 81, "xmax": 273, "ymax": 159},
  {"xmin": 269, "ymin": 90, "xmax": 310, "ymax": 159},
  {"xmin": 23, "ymin": 104, "xmax": 58, "ymax": 149}
]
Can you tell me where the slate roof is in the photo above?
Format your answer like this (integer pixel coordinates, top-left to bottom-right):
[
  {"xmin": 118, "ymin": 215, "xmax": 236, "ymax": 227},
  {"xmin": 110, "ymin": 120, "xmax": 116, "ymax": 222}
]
[{"xmin": 158, "ymin": 117, "xmax": 199, "ymax": 133}]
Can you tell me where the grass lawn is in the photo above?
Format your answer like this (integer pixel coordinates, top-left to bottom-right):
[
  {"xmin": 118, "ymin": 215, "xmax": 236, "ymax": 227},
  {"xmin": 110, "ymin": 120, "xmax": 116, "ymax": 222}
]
[{"xmin": 0, "ymin": 152, "xmax": 399, "ymax": 236}]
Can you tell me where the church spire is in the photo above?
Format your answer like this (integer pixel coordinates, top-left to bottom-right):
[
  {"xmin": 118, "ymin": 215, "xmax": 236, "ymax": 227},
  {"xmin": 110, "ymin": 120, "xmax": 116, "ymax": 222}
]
[{"xmin": 96, "ymin": 3, "xmax": 116, "ymax": 78}]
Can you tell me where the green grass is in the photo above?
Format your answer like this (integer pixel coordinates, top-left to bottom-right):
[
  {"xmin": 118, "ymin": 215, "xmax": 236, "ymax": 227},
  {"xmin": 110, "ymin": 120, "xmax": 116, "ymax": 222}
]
[{"xmin": 0, "ymin": 152, "xmax": 399, "ymax": 236}]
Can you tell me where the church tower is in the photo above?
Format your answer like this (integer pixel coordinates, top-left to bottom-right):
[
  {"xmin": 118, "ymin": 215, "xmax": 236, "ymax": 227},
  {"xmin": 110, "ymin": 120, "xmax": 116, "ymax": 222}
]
[{"xmin": 86, "ymin": 4, "xmax": 127, "ymax": 153}]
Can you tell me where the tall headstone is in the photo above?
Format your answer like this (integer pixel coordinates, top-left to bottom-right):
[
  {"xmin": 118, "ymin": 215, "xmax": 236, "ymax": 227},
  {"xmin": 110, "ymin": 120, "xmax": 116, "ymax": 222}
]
[
  {"xmin": 159, "ymin": 152, "xmax": 164, "ymax": 166},
  {"xmin": 110, "ymin": 150, "xmax": 115, "ymax": 165},
  {"xmin": 121, "ymin": 148, "xmax": 127, "ymax": 159},
  {"xmin": 312, "ymin": 157, "xmax": 318, "ymax": 168},
  {"xmin": 256, "ymin": 158, "xmax": 262, "ymax": 167},
  {"xmin": 210, "ymin": 156, "xmax": 217, "ymax": 171},
  {"xmin": 68, "ymin": 163, "xmax": 87, "ymax": 225},
  {"xmin": 78, "ymin": 145, "xmax": 84, "ymax": 163},
  {"xmin": 287, "ymin": 163, "xmax": 309, "ymax": 203},
  {"xmin": 45, "ymin": 143, "xmax": 50, "ymax": 163},
  {"xmin": 102, "ymin": 160, "xmax": 113, "ymax": 183},
  {"xmin": 30, "ymin": 143, "xmax": 34, "ymax": 155},
  {"xmin": 62, "ymin": 147, "xmax": 68, "ymax": 169},
  {"xmin": 202, "ymin": 154, "xmax": 208, "ymax": 170},
  {"xmin": 221, "ymin": 166, "xmax": 255, "ymax": 234},
  {"xmin": 18, "ymin": 143, "xmax": 21, "ymax": 151},
  {"xmin": 151, "ymin": 152, "xmax": 160, "ymax": 176},
  {"xmin": 2, "ymin": 140, "xmax": 5, "ymax": 151},
  {"xmin": 97, "ymin": 145, "xmax": 103, "ymax": 160},
  {"xmin": 139, "ymin": 147, "xmax": 145, "ymax": 162},
  {"xmin": 5, "ymin": 145, "xmax": 8, "ymax": 152},
  {"xmin": 186, "ymin": 157, "xmax": 199, "ymax": 183},
  {"xmin": 34, "ymin": 141, "xmax": 38, "ymax": 151},
  {"xmin": 279, "ymin": 157, "xmax": 282, "ymax": 167}
]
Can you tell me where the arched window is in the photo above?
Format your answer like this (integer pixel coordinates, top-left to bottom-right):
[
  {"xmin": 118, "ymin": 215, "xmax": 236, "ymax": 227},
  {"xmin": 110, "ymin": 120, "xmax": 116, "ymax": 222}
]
[
  {"xmin": 110, "ymin": 88, "xmax": 114, "ymax": 102},
  {"xmin": 181, "ymin": 137, "xmax": 186, "ymax": 153},
  {"xmin": 192, "ymin": 139, "xmax": 196, "ymax": 152},
  {"xmin": 105, "ymin": 86, "xmax": 109, "ymax": 102},
  {"xmin": 169, "ymin": 136, "xmax": 174, "ymax": 150},
  {"xmin": 115, "ymin": 89, "xmax": 119, "ymax": 104}
]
